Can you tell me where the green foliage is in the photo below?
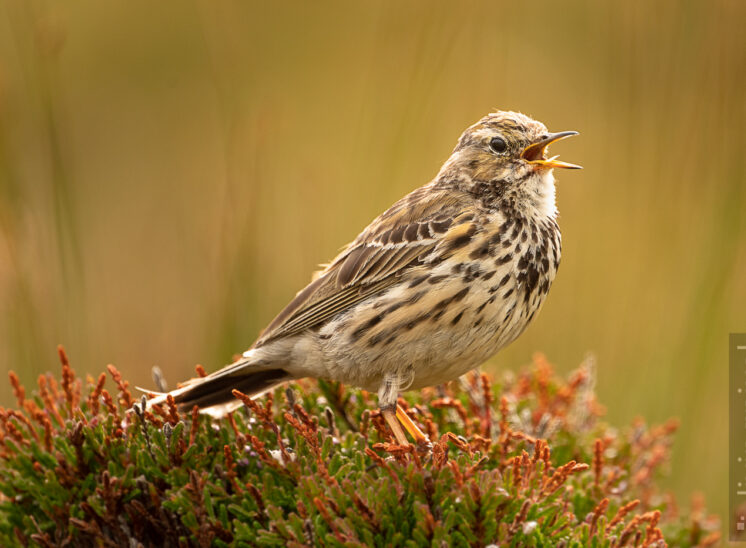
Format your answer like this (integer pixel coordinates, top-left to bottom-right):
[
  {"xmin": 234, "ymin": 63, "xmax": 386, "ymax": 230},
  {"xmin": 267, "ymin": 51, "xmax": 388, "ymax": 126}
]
[{"xmin": 0, "ymin": 349, "xmax": 720, "ymax": 547}]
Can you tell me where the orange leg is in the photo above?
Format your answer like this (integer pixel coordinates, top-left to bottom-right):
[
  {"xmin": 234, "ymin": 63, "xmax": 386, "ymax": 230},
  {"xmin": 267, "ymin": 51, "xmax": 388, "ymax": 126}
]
[
  {"xmin": 396, "ymin": 404, "xmax": 431, "ymax": 449},
  {"xmin": 377, "ymin": 373, "xmax": 430, "ymax": 449},
  {"xmin": 382, "ymin": 407, "xmax": 409, "ymax": 445}
]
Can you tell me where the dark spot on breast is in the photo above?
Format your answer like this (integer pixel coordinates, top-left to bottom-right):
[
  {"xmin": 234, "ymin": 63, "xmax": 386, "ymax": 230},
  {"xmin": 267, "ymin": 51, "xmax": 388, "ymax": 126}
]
[
  {"xmin": 469, "ymin": 243, "xmax": 491, "ymax": 260},
  {"xmin": 408, "ymin": 274, "xmax": 429, "ymax": 288},
  {"xmin": 482, "ymin": 270, "xmax": 496, "ymax": 281},
  {"xmin": 539, "ymin": 280, "xmax": 549, "ymax": 295},
  {"xmin": 319, "ymin": 333, "xmax": 331, "ymax": 340},
  {"xmin": 408, "ymin": 290, "xmax": 426, "ymax": 304},
  {"xmin": 519, "ymin": 265, "xmax": 541, "ymax": 303},
  {"xmin": 490, "ymin": 273, "xmax": 510, "ymax": 293},
  {"xmin": 495, "ymin": 253, "xmax": 512, "ymax": 266},
  {"xmin": 403, "ymin": 312, "xmax": 431, "ymax": 330},
  {"xmin": 503, "ymin": 304, "xmax": 515, "ymax": 322},
  {"xmin": 463, "ymin": 264, "xmax": 480, "ymax": 281},
  {"xmin": 351, "ymin": 314, "xmax": 383, "ymax": 341},
  {"xmin": 521, "ymin": 231, "xmax": 528, "ymax": 243},
  {"xmin": 473, "ymin": 317, "xmax": 483, "ymax": 328},
  {"xmin": 451, "ymin": 311, "xmax": 464, "ymax": 325},
  {"xmin": 434, "ymin": 297, "xmax": 449, "ymax": 311},
  {"xmin": 384, "ymin": 301, "xmax": 405, "ymax": 315},
  {"xmin": 503, "ymin": 288, "xmax": 514, "ymax": 299},
  {"xmin": 428, "ymin": 275, "xmax": 448, "ymax": 284},
  {"xmin": 452, "ymin": 287, "xmax": 470, "ymax": 302},
  {"xmin": 435, "ymin": 286, "xmax": 470, "ymax": 310},
  {"xmin": 368, "ymin": 331, "xmax": 386, "ymax": 347},
  {"xmin": 527, "ymin": 266, "xmax": 539, "ymax": 293},
  {"xmin": 452, "ymin": 263, "xmax": 464, "ymax": 273}
]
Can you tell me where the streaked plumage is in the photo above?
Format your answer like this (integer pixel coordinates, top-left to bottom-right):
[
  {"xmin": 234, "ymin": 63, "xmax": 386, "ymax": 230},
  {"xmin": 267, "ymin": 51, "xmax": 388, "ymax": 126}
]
[{"xmin": 146, "ymin": 111, "xmax": 580, "ymax": 445}]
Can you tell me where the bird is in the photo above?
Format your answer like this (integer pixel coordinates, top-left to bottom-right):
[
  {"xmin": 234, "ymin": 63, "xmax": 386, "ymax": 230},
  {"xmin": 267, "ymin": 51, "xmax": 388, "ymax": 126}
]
[{"xmin": 145, "ymin": 110, "xmax": 580, "ymax": 447}]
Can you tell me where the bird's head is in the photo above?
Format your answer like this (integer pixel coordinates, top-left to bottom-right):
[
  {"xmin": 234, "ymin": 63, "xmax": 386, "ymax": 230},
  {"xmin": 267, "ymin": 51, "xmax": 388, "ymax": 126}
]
[{"xmin": 439, "ymin": 111, "xmax": 580, "ymax": 215}]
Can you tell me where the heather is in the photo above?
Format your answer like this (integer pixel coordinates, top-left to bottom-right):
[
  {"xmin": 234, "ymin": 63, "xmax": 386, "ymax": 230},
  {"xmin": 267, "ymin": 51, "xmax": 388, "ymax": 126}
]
[{"xmin": 0, "ymin": 348, "xmax": 720, "ymax": 547}]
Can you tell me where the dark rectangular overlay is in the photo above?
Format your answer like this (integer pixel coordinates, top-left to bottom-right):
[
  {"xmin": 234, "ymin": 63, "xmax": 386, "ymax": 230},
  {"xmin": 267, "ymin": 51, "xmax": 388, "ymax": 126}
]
[{"xmin": 731, "ymin": 333, "xmax": 746, "ymax": 541}]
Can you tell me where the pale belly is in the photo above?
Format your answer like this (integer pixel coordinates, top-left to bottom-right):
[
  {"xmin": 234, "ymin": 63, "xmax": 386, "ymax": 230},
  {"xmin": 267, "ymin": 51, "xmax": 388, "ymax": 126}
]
[{"xmin": 304, "ymin": 256, "xmax": 553, "ymax": 393}]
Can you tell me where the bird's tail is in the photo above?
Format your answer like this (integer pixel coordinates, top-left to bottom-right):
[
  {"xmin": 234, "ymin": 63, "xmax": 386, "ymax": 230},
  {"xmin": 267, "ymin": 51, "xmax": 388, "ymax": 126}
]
[{"xmin": 143, "ymin": 353, "xmax": 291, "ymax": 418}]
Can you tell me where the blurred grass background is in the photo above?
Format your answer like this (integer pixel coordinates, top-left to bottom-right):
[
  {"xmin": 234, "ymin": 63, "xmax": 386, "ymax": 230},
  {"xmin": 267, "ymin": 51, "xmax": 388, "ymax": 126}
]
[{"xmin": 1, "ymin": 0, "xmax": 743, "ymax": 530}]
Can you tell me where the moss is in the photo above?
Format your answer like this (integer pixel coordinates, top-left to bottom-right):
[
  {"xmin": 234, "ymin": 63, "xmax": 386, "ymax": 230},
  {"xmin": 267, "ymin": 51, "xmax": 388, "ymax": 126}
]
[{"xmin": 0, "ymin": 348, "xmax": 720, "ymax": 547}]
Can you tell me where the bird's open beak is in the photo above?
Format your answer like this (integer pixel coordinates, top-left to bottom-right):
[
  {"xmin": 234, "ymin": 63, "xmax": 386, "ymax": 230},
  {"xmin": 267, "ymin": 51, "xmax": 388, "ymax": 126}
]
[{"xmin": 520, "ymin": 131, "xmax": 581, "ymax": 170}]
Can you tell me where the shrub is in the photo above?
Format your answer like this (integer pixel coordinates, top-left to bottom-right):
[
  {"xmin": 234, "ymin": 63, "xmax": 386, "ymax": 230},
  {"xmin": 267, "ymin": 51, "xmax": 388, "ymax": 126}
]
[{"xmin": 0, "ymin": 348, "xmax": 720, "ymax": 547}]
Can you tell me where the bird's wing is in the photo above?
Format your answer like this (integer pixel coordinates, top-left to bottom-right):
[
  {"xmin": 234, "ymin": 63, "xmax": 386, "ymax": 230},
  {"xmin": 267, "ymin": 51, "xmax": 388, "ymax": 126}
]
[{"xmin": 254, "ymin": 185, "xmax": 477, "ymax": 346}]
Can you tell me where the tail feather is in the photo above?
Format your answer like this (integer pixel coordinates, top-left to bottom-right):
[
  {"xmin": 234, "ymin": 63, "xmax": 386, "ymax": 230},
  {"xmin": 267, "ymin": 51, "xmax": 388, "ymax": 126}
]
[
  {"xmin": 143, "ymin": 358, "xmax": 290, "ymax": 418},
  {"xmin": 173, "ymin": 368, "xmax": 289, "ymax": 410}
]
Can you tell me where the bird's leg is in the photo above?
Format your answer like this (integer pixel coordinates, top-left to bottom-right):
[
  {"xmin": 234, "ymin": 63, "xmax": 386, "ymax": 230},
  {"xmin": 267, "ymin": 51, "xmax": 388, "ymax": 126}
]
[
  {"xmin": 382, "ymin": 406, "xmax": 410, "ymax": 445},
  {"xmin": 379, "ymin": 373, "xmax": 409, "ymax": 445},
  {"xmin": 378, "ymin": 373, "xmax": 430, "ymax": 449},
  {"xmin": 396, "ymin": 404, "xmax": 431, "ymax": 449}
]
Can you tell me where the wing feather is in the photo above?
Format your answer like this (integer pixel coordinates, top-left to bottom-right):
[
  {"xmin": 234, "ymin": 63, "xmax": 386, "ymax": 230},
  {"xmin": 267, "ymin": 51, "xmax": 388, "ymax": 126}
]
[{"xmin": 254, "ymin": 186, "xmax": 474, "ymax": 347}]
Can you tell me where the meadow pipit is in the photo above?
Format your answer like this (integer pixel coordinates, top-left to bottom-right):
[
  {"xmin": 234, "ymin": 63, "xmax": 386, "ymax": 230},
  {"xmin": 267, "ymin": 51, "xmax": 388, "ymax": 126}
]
[{"xmin": 148, "ymin": 111, "xmax": 580, "ymax": 446}]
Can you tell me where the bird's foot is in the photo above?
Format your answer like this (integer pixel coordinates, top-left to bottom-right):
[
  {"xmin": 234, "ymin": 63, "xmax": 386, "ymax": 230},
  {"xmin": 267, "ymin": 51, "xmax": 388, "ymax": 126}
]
[{"xmin": 395, "ymin": 404, "xmax": 431, "ymax": 452}]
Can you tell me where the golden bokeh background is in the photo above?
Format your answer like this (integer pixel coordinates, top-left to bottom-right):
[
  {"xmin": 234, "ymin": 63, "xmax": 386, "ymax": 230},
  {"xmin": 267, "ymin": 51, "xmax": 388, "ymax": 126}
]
[{"xmin": 1, "ymin": 0, "xmax": 743, "ymax": 527}]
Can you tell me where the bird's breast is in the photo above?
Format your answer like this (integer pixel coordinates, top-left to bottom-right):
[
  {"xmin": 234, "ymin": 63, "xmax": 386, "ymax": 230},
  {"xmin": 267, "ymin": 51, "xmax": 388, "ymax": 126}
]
[{"xmin": 313, "ymin": 213, "xmax": 561, "ymax": 390}]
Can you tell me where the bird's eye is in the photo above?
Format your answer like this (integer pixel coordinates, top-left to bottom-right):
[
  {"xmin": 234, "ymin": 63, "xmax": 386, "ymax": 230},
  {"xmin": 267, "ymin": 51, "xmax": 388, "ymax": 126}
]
[{"xmin": 489, "ymin": 136, "xmax": 507, "ymax": 154}]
